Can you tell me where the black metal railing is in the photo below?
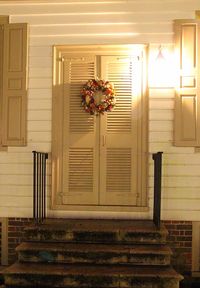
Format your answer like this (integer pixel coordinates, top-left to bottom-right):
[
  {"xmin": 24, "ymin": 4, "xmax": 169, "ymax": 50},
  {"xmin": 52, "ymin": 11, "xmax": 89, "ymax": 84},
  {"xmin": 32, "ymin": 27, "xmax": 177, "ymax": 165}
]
[
  {"xmin": 152, "ymin": 151, "xmax": 163, "ymax": 228},
  {"xmin": 32, "ymin": 151, "xmax": 48, "ymax": 223}
]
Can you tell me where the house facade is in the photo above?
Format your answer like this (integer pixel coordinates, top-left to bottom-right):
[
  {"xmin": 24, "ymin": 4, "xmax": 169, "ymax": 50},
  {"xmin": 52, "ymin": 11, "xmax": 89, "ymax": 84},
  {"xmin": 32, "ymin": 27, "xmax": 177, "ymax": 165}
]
[{"xmin": 0, "ymin": 0, "xmax": 200, "ymax": 276}]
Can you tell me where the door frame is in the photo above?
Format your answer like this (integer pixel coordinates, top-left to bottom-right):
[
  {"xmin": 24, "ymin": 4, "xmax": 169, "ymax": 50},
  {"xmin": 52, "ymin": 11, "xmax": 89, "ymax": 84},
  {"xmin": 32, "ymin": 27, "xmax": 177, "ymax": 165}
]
[{"xmin": 52, "ymin": 44, "xmax": 148, "ymax": 212}]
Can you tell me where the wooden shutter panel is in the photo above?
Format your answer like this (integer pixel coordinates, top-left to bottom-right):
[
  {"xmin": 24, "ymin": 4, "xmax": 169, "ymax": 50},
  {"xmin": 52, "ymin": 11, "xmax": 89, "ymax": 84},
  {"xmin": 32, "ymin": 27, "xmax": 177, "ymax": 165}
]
[
  {"xmin": 0, "ymin": 16, "xmax": 9, "ymax": 24},
  {"xmin": 2, "ymin": 23, "xmax": 28, "ymax": 146},
  {"xmin": 0, "ymin": 25, "xmax": 3, "ymax": 146},
  {"xmin": 100, "ymin": 56, "xmax": 140, "ymax": 206},
  {"xmin": 62, "ymin": 56, "xmax": 99, "ymax": 205},
  {"xmin": 174, "ymin": 20, "xmax": 200, "ymax": 146}
]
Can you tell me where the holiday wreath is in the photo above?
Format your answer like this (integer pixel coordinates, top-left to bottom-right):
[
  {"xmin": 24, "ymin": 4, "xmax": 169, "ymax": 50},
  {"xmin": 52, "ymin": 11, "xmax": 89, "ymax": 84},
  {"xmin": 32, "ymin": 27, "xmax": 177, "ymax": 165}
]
[{"xmin": 80, "ymin": 79, "xmax": 116, "ymax": 115}]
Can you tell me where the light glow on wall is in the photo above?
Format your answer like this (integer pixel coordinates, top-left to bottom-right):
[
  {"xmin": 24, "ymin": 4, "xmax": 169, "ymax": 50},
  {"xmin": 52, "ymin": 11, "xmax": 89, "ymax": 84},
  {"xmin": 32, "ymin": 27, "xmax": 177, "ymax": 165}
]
[{"xmin": 148, "ymin": 45, "xmax": 176, "ymax": 88}]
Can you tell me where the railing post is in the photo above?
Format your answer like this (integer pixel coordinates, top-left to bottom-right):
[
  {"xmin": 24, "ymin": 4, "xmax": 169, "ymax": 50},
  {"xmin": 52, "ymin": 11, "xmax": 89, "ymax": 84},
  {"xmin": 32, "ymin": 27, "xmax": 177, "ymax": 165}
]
[
  {"xmin": 32, "ymin": 151, "xmax": 36, "ymax": 219},
  {"xmin": 44, "ymin": 153, "xmax": 48, "ymax": 220},
  {"xmin": 152, "ymin": 152, "xmax": 163, "ymax": 229},
  {"xmin": 32, "ymin": 151, "xmax": 48, "ymax": 223}
]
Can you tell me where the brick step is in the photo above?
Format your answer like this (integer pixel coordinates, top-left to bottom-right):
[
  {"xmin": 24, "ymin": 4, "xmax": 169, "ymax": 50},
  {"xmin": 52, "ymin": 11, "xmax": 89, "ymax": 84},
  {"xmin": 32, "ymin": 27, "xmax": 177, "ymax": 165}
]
[
  {"xmin": 17, "ymin": 242, "xmax": 172, "ymax": 266},
  {"xmin": 4, "ymin": 262, "xmax": 183, "ymax": 288},
  {"xmin": 24, "ymin": 219, "xmax": 168, "ymax": 244}
]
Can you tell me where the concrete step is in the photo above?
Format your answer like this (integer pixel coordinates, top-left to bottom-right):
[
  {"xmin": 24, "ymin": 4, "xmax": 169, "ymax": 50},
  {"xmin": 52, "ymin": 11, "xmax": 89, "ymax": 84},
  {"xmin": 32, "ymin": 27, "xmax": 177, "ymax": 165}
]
[
  {"xmin": 4, "ymin": 262, "xmax": 183, "ymax": 288},
  {"xmin": 24, "ymin": 219, "xmax": 168, "ymax": 244},
  {"xmin": 17, "ymin": 242, "xmax": 172, "ymax": 266}
]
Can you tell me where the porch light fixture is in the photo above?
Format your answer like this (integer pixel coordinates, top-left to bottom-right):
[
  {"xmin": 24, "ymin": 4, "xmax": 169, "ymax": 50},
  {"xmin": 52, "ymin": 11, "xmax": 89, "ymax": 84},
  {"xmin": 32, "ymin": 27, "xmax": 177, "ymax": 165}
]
[{"xmin": 156, "ymin": 45, "xmax": 165, "ymax": 61}]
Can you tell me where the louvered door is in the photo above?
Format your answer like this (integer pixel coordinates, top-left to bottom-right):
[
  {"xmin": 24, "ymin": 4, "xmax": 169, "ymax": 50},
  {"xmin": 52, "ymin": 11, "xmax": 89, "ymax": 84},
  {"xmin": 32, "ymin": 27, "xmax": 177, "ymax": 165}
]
[
  {"xmin": 99, "ymin": 56, "xmax": 140, "ymax": 206},
  {"xmin": 62, "ymin": 56, "xmax": 99, "ymax": 205},
  {"xmin": 61, "ymin": 53, "xmax": 144, "ymax": 207}
]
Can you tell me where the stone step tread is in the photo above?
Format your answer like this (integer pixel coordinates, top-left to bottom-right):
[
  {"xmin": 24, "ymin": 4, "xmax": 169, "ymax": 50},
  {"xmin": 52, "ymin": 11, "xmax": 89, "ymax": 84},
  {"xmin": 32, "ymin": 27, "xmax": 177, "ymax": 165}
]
[
  {"xmin": 17, "ymin": 242, "xmax": 172, "ymax": 255},
  {"xmin": 25, "ymin": 219, "xmax": 168, "ymax": 234},
  {"xmin": 4, "ymin": 262, "xmax": 182, "ymax": 280}
]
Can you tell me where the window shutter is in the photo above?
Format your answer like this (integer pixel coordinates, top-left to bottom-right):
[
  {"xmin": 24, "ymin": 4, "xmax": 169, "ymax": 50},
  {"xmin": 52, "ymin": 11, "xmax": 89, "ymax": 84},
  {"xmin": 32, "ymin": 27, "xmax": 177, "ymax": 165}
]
[
  {"xmin": 0, "ymin": 16, "xmax": 9, "ymax": 24},
  {"xmin": 174, "ymin": 20, "xmax": 200, "ymax": 146},
  {"xmin": 100, "ymin": 56, "xmax": 140, "ymax": 206},
  {"xmin": 62, "ymin": 56, "xmax": 99, "ymax": 205},
  {"xmin": 2, "ymin": 23, "xmax": 28, "ymax": 146},
  {"xmin": 0, "ymin": 25, "xmax": 3, "ymax": 146}
]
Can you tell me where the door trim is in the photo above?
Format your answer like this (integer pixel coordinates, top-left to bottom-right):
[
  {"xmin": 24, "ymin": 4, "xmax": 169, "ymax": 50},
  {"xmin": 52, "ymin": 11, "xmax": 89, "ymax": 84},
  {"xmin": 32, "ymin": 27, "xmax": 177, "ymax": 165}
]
[{"xmin": 52, "ymin": 44, "xmax": 148, "ymax": 212}]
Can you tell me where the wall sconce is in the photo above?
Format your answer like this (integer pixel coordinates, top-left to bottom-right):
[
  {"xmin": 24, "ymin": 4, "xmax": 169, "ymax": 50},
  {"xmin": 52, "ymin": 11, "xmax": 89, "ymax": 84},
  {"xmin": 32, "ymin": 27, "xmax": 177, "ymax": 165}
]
[
  {"xmin": 156, "ymin": 45, "xmax": 165, "ymax": 62},
  {"xmin": 149, "ymin": 45, "xmax": 176, "ymax": 88}
]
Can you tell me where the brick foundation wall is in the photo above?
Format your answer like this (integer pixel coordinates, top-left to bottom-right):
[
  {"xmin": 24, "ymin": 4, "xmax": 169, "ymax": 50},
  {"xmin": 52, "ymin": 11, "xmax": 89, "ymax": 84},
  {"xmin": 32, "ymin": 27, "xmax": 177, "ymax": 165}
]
[
  {"xmin": 164, "ymin": 220, "xmax": 192, "ymax": 275},
  {"xmin": 8, "ymin": 218, "xmax": 33, "ymax": 264}
]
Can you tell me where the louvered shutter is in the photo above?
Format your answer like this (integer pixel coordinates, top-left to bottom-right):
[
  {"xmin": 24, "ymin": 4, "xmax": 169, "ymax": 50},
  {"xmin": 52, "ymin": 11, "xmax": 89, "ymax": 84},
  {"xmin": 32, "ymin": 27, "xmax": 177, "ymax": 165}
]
[
  {"xmin": 2, "ymin": 23, "xmax": 28, "ymax": 146},
  {"xmin": 99, "ymin": 56, "xmax": 140, "ymax": 206},
  {"xmin": 174, "ymin": 20, "xmax": 200, "ymax": 146},
  {"xmin": 62, "ymin": 56, "xmax": 99, "ymax": 205}
]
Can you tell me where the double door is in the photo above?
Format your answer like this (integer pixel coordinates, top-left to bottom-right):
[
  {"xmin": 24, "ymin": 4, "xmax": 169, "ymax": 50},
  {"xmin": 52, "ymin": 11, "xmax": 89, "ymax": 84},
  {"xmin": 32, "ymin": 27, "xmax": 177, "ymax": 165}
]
[{"xmin": 62, "ymin": 54, "xmax": 143, "ymax": 207}]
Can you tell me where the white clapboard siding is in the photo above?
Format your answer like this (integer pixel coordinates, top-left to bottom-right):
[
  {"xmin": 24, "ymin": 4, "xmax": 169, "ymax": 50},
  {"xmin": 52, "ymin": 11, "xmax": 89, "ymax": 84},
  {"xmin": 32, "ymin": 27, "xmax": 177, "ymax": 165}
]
[
  {"xmin": 163, "ymin": 154, "xmax": 200, "ymax": 165},
  {"xmin": 149, "ymin": 110, "xmax": 173, "ymax": 120},
  {"xmin": 149, "ymin": 143, "xmax": 194, "ymax": 154},
  {"xmin": 28, "ymin": 131, "xmax": 51, "ymax": 142},
  {"xmin": 28, "ymin": 100, "xmax": 52, "ymax": 111},
  {"xmin": 0, "ymin": 175, "xmax": 32, "ymax": 185},
  {"xmin": 0, "ymin": 185, "xmax": 32, "ymax": 196},
  {"xmin": 0, "ymin": 153, "xmax": 32, "ymax": 164},
  {"xmin": 28, "ymin": 111, "xmax": 51, "ymax": 121},
  {"xmin": 149, "ymin": 187, "xmax": 200, "ymax": 199},
  {"xmin": 149, "ymin": 153, "xmax": 200, "ymax": 165},
  {"xmin": 149, "ymin": 164, "xmax": 200, "ymax": 177},
  {"xmin": 30, "ymin": 23, "xmax": 173, "ymax": 36},
  {"xmin": 149, "ymin": 99, "xmax": 174, "ymax": 110},
  {"xmin": 149, "ymin": 88, "xmax": 175, "ymax": 99},
  {"xmin": 1, "ymin": 1, "xmax": 199, "ymax": 15},
  {"xmin": 0, "ymin": 207, "xmax": 33, "ymax": 218},
  {"xmin": 28, "ymin": 121, "xmax": 51, "ymax": 132},
  {"xmin": 0, "ymin": 196, "xmax": 32, "ymax": 208},
  {"xmin": 149, "ymin": 176, "xmax": 200, "ymax": 188},
  {"xmin": 7, "ymin": 143, "xmax": 52, "ymax": 153},
  {"xmin": 29, "ymin": 78, "xmax": 52, "ymax": 89},
  {"xmin": 0, "ymin": 0, "xmax": 200, "ymax": 218},
  {"xmin": 29, "ymin": 46, "xmax": 52, "ymax": 57},
  {"xmin": 148, "ymin": 198, "xmax": 200, "ymax": 211},
  {"xmin": 161, "ymin": 199, "xmax": 200, "ymax": 211},
  {"xmin": 149, "ymin": 120, "xmax": 173, "ymax": 132},
  {"xmin": 29, "ymin": 56, "xmax": 52, "ymax": 68},
  {"xmin": 29, "ymin": 68, "xmax": 52, "ymax": 78},
  {"xmin": 11, "ymin": 12, "xmax": 195, "ymax": 25},
  {"xmin": 0, "ymin": 164, "xmax": 32, "ymax": 175},
  {"xmin": 0, "ymin": 185, "xmax": 50, "ymax": 197},
  {"xmin": 0, "ymin": 163, "xmax": 51, "ymax": 176},
  {"xmin": 29, "ymin": 35, "xmax": 174, "ymax": 47},
  {"xmin": 149, "ymin": 131, "xmax": 173, "ymax": 142},
  {"xmin": 28, "ymin": 89, "xmax": 51, "ymax": 99}
]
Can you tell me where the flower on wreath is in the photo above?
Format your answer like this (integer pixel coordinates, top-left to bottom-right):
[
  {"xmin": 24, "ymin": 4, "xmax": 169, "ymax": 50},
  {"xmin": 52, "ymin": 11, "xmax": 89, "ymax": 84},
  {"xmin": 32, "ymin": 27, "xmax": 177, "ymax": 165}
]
[{"xmin": 80, "ymin": 79, "xmax": 116, "ymax": 115}]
